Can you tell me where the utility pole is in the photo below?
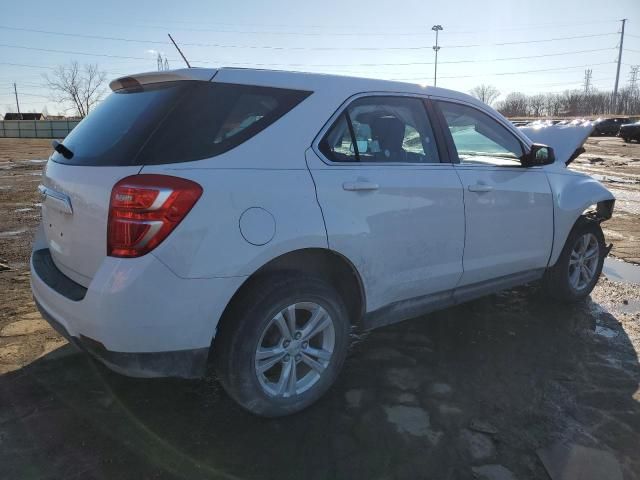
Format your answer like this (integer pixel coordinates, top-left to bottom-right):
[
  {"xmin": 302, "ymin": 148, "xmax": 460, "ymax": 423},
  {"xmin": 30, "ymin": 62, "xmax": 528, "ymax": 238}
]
[
  {"xmin": 13, "ymin": 82, "xmax": 22, "ymax": 120},
  {"xmin": 613, "ymin": 18, "xmax": 627, "ymax": 112},
  {"xmin": 583, "ymin": 69, "xmax": 592, "ymax": 95},
  {"xmin": 432, "ymin": 25, "xmax": 443, "ymax": 87}
]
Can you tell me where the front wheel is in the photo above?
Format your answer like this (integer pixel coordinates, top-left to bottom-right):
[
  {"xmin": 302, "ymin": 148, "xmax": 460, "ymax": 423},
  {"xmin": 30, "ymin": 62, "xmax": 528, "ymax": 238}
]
[
  {"xmin": 543, "ymin": 220, "xmax": 606, "ymax": 302},
  {"xmin": 213, "ymin": 274, "xmax": 350, "ymax": 417}
]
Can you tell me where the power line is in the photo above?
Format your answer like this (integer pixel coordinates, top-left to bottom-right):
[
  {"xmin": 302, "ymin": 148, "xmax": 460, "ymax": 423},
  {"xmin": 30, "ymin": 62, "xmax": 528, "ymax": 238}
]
[
  {"xmin": 0, "ymin": 61, "xmax": 127, "ymax": 77},
  {"xmin": 391, "ymin": 62, "xmax": 615, "ymax": 81},
  {"xmin": 0, "ymin": 43, "xmax": 155, "ymax": 61},
  {"xmin": 0, "ymin": 25, "xmax": 619, "ymax": 51},
  {"xmin": 0, "ymin": 18, "xmax": 620, "ymax": 37},
  {"xmin": 0, "ymin": 42, "xmax": 617, "ymax": 70},
  {"xmin": 445, "ymin": 32, "xmax": 617, "ymax": 49}
]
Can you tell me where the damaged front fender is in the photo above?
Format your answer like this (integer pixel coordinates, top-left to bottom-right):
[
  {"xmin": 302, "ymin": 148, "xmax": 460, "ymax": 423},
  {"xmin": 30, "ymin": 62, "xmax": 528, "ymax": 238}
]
[{"xmin": 545, "ymin": 171, "xmax": 615, "ymax": 266}]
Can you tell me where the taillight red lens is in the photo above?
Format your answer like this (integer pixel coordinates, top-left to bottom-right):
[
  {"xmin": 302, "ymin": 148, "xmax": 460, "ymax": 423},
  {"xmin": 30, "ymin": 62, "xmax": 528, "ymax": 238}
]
[{"xmin": 107, "ymin": 174, "xmax": 202, "ymax": 258}]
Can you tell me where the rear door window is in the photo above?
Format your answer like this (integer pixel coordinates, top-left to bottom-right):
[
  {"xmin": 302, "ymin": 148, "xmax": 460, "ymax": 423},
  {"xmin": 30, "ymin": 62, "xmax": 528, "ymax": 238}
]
[
  {"xmin": 319, "ymin": 96, "xmax": 441, "ymax": 164},
  {"xmin": 52, "ymin": 81, "xmax": 312, "ymax": 166}
]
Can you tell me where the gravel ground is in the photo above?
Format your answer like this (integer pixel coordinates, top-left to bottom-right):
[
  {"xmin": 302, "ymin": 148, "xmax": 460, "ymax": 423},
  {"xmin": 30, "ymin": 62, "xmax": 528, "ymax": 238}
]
[{"xmin": 0, "ymin": 137, "xmax": 639, "ymax": 479}]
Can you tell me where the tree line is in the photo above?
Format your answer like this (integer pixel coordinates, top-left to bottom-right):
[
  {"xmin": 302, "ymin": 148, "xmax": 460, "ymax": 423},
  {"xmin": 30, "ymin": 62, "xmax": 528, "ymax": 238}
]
[{"xmin": 470, "ymin": 84, "xmax": 640, "ymax": 118}]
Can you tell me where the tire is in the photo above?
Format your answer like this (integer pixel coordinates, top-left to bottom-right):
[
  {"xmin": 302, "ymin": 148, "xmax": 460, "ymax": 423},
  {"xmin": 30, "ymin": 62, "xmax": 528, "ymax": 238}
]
[
  {"xmin": 213, "ymin": 273, "xmax": 350, "ymax": 417},
  {"xmin": 622, "ymin": 137, "xmax": 630, "ymax": 143},
  {"xmin": 543, "ymin": 219, "xmax": 606, "ymax": 302}
]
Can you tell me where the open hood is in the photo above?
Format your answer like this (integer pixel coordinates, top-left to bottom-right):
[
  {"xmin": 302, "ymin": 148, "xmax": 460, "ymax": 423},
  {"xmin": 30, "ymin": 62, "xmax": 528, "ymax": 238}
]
[{"xmin": 519, "ymin": 121, "xmax": 594, "ymax": 166}]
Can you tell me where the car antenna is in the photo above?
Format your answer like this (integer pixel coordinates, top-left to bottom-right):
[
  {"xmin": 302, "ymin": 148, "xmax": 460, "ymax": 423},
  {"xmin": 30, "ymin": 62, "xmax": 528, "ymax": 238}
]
[{"xmin": 167, "ymin": 33, "xmax": 192, "ymax": 68}]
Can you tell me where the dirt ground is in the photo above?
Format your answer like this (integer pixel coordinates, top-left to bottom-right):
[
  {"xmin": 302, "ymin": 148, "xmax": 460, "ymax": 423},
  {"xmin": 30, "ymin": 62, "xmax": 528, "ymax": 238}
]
[{"xmin": 0, "ymin": 137, "xmax": 639, "ymax": 479}]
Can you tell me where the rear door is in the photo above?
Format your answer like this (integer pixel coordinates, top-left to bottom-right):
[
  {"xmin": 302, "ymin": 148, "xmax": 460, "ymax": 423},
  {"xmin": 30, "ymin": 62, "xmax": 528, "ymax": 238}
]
[
  {"xmin": 307, "ymin": 95, "xmax": 465, "ymax": 313},
  {"xmin": 433, "ymin": 99, "xmax": 553, "ymax": 286}
]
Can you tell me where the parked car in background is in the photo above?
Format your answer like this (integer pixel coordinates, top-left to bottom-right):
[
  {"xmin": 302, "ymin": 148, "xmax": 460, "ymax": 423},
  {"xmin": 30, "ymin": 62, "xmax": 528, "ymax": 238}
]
[
  {"xmin": 619, "ymin": 121, "xmax": 640, "ymax": 142},
  {"xmin": 31, "ymin": 68, "xmax": 615, "ymax": 416},
  {"xmin": 591, "ymin": 117, "xmax": 631, "ymax": 136}
]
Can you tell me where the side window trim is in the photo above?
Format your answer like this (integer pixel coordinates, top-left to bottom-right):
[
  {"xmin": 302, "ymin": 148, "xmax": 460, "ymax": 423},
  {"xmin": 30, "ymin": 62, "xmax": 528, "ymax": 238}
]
[
  {"xmin": 314, "ymin": 93, "xmax": 451, "ymax": 166},
  {"xmin": 432, "ymin": 99, "xmax": 527, "ymax": 167},
  {"xmin": 423, "ymin": 98, "xmax": 455, "ymax": 164},
  {"xmin": 344, "ymin": 111, "xmax": 360, "ymax": 160}
]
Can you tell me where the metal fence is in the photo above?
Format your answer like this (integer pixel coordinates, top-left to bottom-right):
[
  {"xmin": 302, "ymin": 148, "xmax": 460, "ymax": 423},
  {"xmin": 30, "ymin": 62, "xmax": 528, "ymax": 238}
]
[{"xmin": 0, "ymin": 120, "xmax": 80, "ymax": 138}]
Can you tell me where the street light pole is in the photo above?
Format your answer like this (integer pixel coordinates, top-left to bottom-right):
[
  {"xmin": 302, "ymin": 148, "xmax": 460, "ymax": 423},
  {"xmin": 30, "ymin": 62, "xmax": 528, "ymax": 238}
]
[{"xmin": 432, "ymin": 25, "xmax": 443, "ymax": 87}]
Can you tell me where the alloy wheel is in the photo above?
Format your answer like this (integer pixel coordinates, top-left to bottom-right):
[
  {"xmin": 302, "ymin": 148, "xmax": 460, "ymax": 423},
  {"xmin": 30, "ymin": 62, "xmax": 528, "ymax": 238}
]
[
  {"xmin": 568, "ymin": 232, "xmax": 599, "ymax": 291},
  {"xmin": 254, "ymin": 302, "xmax": 335, "ymax": 398}
]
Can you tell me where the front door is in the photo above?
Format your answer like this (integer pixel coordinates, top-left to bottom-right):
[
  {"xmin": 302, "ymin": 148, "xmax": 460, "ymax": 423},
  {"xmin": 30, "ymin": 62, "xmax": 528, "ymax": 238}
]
[
  {"xmin": 307, "ymin": 95, "xmax": 465, "ymax": 313},
  {"xmin": 434, "ymin": 99, "xmax": 554, "ymax": 286}
]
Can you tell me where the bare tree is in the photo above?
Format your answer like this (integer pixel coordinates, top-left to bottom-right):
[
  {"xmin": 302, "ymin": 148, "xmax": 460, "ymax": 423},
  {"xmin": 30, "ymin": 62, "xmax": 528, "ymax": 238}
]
[
  {"xmin": 469, "ymin": 84, "xmax": 500, "ymax": 106},
  {"xmin": 45, "ymin": 62, "xmax": 107, "ymax": 118},
  {"xmin": 496, "ymin": 88, "xmax": 639, "ymax": 118},
  {"xmin": 497, "ymin": 92, "xmax": 529, "ymax": 117},
  {"xmin": 528, "ymin": 94, "xmax": 545, "ymax": 117}
]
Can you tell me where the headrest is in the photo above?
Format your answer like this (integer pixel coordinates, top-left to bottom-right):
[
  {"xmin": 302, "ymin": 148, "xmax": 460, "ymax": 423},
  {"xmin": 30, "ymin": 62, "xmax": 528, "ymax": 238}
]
[{"xmin": 371, "ymin": 116, "xmax": 405, "ymax": 152}]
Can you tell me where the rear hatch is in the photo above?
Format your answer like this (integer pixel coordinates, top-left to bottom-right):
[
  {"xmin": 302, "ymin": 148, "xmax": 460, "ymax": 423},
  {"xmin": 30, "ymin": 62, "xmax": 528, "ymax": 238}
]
[
  {"xmin": 40, "ymin": 69, "xmax": 312, "ymax": 287},
  {"xmin": 40, "ymin": 78, "xmax": 203, "ymax": 286}
]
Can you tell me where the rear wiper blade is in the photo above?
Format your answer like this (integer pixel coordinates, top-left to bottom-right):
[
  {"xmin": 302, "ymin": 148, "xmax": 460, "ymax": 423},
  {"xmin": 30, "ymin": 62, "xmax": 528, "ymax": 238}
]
[{"xmin": 51, "ymin": 139, "xmax": 74, "ymax": 160}]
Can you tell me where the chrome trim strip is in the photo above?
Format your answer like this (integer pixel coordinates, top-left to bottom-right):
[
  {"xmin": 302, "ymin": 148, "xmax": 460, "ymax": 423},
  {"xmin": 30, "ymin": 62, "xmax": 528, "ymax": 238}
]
[{"xmin": 38, "ymin": 184, "xmax": 73, "ymax": 215}]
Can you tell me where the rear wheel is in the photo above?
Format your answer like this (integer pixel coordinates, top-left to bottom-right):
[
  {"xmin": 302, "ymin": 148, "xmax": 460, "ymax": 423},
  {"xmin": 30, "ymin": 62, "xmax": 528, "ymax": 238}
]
[
  {"xmin": 543, "ymin": 220, "xmax": 605, "ymax": 302},
  {"xmin": 214, "ymin": 274, "xmax": 350, "ymax": 417}
]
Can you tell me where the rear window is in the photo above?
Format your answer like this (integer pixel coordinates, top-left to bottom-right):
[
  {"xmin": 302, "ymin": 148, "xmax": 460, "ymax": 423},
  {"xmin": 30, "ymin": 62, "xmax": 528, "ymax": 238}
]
[{"xmin": 52, "ymin": 81, "xmax": 312, "ymax": 166}]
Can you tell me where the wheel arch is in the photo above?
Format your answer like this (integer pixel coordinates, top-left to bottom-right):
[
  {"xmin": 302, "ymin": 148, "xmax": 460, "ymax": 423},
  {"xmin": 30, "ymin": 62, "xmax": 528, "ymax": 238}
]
[{"xmin": 213, "ymin": 247, "xmax": 366, "ymax": 346}]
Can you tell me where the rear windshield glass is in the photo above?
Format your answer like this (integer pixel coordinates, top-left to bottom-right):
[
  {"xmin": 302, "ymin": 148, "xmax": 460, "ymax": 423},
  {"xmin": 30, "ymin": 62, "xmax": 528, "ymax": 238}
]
[{"xmin": 52, "ymin": 81, "xmax": 312, "ymax": 166}]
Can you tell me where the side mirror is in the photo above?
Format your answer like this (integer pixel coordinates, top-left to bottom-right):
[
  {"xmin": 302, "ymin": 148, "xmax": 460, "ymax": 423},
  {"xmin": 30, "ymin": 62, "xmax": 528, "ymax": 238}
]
[{"xmin": 523, "ymin": 143, "xmax": 555, "ymax": 167}]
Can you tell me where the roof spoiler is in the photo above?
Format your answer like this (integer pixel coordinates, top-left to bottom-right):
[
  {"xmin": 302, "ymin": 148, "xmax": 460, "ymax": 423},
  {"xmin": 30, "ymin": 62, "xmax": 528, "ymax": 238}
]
[{"xmin": 109, "ymin": 68, "xmax": 217, "ymax": 91}]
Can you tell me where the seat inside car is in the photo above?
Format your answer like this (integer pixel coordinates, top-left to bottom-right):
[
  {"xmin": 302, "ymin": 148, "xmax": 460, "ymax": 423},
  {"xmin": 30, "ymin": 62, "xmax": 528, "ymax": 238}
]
[{"xmin": 370, "ymin": 116, "xmax": 408, "ymax": 162}]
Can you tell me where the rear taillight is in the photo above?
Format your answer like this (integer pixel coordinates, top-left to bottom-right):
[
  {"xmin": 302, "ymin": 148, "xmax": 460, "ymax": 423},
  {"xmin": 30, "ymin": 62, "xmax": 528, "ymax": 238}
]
[{"xmin": 107, "ymin": 174, "xmax": 202, "ymax": 258}]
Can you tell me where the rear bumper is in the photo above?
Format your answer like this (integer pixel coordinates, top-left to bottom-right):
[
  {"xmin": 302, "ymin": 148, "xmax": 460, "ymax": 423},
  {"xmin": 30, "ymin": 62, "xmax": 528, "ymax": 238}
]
[
  {"xmin": 35, "ymin": 298, "xmax": 208, "ymax": 378},
  {"xmin": 30, "ymin": 225, "xmax": 246, "ymax": 378}
]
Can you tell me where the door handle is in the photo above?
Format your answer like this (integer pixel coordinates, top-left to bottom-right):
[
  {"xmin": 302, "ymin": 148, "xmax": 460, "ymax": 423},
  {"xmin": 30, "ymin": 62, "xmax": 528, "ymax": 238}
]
[
  {"xmin": 343, "ymin": 181, "xmax": 379, "ymax": 191},
  {"xmin": 468, "ymin": 184, "xmax": 494, "ymax": 193}
]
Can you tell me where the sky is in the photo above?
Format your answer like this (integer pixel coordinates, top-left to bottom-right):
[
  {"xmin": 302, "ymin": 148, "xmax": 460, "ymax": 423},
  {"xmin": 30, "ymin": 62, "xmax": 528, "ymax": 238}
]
[{"xmin": 1, "ymin": 0, "xmax": 639, "ymax": 116}]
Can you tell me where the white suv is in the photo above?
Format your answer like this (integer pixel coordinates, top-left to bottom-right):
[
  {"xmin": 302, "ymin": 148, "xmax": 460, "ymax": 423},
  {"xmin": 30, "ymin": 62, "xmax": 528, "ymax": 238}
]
[{"xmin": 31, "ymin": 68, "xmax": 615, "ymax": 416}]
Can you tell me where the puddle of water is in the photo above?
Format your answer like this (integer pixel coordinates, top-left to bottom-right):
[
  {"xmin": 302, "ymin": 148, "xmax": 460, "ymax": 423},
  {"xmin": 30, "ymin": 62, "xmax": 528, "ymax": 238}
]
[
  {"xmin": 619, "ymin": 299, "xmax": 640, "ymax": 314},
  {"xmin": 603, "ymin": 258, "xmax": 640, "ymax": 284},
  {"xmin": 594, "ymin": 325, "xmax": 618, "ymax": 338},
  {"xmin": 0, "ymin": 228, "xmax": 28, "ymax": 238}
]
